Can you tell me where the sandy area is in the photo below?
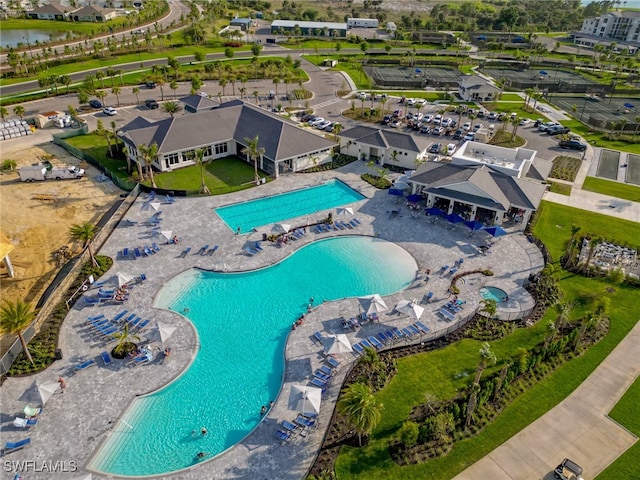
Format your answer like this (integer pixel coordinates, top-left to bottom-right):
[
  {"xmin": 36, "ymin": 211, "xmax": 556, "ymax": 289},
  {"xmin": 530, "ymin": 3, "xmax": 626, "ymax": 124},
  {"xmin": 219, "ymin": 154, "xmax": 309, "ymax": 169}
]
[{"xmin": 0, "ymin": 140, "xmax": 121, "ymax": 316}]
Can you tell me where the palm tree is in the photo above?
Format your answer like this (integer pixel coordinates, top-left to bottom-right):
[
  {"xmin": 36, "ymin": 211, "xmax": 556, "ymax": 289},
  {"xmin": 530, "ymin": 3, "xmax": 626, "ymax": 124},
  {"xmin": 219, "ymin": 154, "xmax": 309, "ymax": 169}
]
[
  {"xmin": 564, "ymin": 224, "xmax": 581, "ymax": 268},
  {"xmin": 479, "ymin": 298, "xmax": 497, "ymax": 319},
  {"xmin": 0, "ymin": 299, "xmax": 36, "ymax": 365},
  {"xmin": 111, "ymin": 323, "xmax": 140, "ymax": 357},
  {"xmin": 333, "ymin": 122, "xmax": 342, "ymax": 142},
  {"xmin": 132, "ymin": 86, "xmax": 140, "ymax": 105},
  {"xmin": 157, "ymin": 78, "xmax": 166, "ymax": 100},
  {"xmin": 169, "ymin": 80, "xmax": 178, "ymax": 98},
  {"xmin": 0, "ymin": 106, "xmax": 6, "ymax": 121},
  {"xmin": 95, "ymin": 89, "xmax": 107, "ymax": 106},
  {"xmin": 111, "ymin": 86, "xmax": 121, "ymax": 107},
  {"xmin": 473, "ymin": 341, "xmax": 496, "ymax": 385},
  {"xmin": 195, "ymin": 148, "xmax": 211, "ymax": 194},
  {"xmin": 138, "ymin": 142, "xmax": 159, "ymax": 188},
  {"xmin": 241, "ymin": 135, "xmax": 265, "ymax": 184},
  {"xmin": 359, "ymin": 346, "xmax": 381, "ymax": 376},
  {"xmin": 338, "ymin": 382, "xmax": 384, "ymax": 446},
  {"xmin": 510, "ymin": 115, "xmax": 520, "ymax": 141},
  {"xmin": 162, "ymin": 100, "xmax": 182, "ymax": 117},
  {"xmin": 95, "ymin": 119, "xmax": 112, "ymax": 157},
  {"xmin": 13, "ymin": 105, "xmax": 25, "ymax": 120},
  {"xmin": 69, "ymin": 221, "xmax": 98, "ymax": 267}
]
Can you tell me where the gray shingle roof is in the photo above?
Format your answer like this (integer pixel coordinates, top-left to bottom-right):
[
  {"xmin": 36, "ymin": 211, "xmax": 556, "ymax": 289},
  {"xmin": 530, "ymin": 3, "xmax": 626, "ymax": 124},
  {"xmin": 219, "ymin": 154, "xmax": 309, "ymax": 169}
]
[
  {"xmin": 30, "ymin": 2, "xmax": 68, "ymax": 14},
  {"xmin": 339, "ymin": 126, "xmax": 426, "ymax": 153},
  {"xmin": 179, "ymin": 94, "xmax": 218, "ymax": 111},
  {"xmin": 525, "ymin": 157, "xmax": 553, "ymax": 182}
]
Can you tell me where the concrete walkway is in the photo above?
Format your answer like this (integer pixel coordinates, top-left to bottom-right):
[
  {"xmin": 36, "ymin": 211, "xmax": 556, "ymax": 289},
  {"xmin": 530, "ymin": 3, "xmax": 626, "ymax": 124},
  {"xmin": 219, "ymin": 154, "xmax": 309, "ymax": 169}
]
[{"xmin": 454, "ymin": 320, "xmax": 640, "ymax": 480}]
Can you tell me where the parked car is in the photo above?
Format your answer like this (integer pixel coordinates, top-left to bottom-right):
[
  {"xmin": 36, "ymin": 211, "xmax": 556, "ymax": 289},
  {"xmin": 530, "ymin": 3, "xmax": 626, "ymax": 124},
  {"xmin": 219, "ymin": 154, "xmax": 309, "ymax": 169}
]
[
  {"xmin": 554, "ymin": 458, "xmax": 584, "ymax": 480},
  {"xmin": 533, "ymin": 118, "xmax": 545, "ymax": 127},
  {"xmin": 89, "ymin": 100, "xmax": 103, "ymax": 109},
  {"xmin": 406, "ymin": 98, "xmax": 416, "ymax": 106},
  {"xmin": 428, "ymin": 143, "xmax": 441, "ymax": 153},
  {"xmin": 415, "ymin": 98, "xmax": 426, "ymax": 106},
  {"xmin": 412, "ymin": 123, "xmax": 421, "ymax": 131},
  {"xmin": 103, "ymin": 107, "xmax": 117, "ymax": 116},
  {"xmin": 539, "ymin": 122, "xmax": 561, "ymax": 132},
  {"xmin": 144, "ymin": 81, "xmax": 156, "ymax": 89},
  {"xmin": 390, "ymin": 119, "xmax": 402, "ymax": 128},
  {"xmin": 473, "ymin": 123, "xmax": 484, "ymax": 132},
  {"xmin": 145, "ymin": 99, "xmax": 159, "ymax": 109},
  {"xmin": 548, "ymin": 126, "xmax": 571, "ymax": 135},
  {"xmin": 463, "ymin": 132, "xmax": 475, "ymax": 141},
  {"xmin": 433, "ymin": 126, "xmax": 445, "ymax": 136},
  {"xmin": 441, "ymin": 117, "xmax": 453, "ymax": 127},
  {"xmin": 423, "ymin": 114, "xmax": 434, "ymax": 123},
  {"xmin": 433, "ymin": 114, "xmax": 442, "ymax": 125},
  {"xmin": 519, "ymin": 118, "xmax": 531, "ymax": 125},
  {"xmin": 309, "ymin": 117, "xmax": 325, "ymax": 127},
  {"xmin": 452, "ymin": 129, "xmax": 464, "ymax": 140},
  {"xmin": 487, "ymin": 112, "xmax": 498, "ymax": 120},
  {"xmin": 382, "ymin": 115, "xmax": 392, "ymax": 125},
  {"xmin": 420, "ymin": 125, "xmax": 431, "ymax": 134},
  {"xmin": 316, "ymin": 120, "xmax": 332, "ymax": 130},
  {"xmin": 560, "ymin": 139, "xmax": 587, "ymax": 151},
  {"xmin": 446, "ymin": 144, "xmax": 456, "ymax": 155},
  {"xmin": 462, "ymin": 121, "xmax": 472, "ymax": 131}
]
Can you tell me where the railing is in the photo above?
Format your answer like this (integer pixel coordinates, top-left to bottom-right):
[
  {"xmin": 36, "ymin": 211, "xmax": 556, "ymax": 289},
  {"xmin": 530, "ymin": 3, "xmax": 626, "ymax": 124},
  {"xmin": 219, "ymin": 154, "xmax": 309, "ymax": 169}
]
[{"xmin": 0, "ymin": 186, "xmax": 140, "ymax": 376}]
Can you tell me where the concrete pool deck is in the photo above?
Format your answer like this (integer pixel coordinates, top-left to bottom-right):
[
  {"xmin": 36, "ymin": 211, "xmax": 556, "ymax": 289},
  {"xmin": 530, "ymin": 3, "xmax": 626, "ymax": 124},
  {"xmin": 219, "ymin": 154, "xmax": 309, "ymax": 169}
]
[{"xmin": 0, "ymin": 161, "xmax": 543, "ymax": 480}]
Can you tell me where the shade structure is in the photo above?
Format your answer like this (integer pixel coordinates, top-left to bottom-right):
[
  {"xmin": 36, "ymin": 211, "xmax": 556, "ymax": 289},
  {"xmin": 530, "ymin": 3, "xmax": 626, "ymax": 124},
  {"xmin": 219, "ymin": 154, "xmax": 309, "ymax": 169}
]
[
  {"xmin": 623, "ymin": 102, "xmax": 635, "ymax": 109},
  {"xmin": 388, "ymin": 188, "xmax": 404, "ymax": 196},
  {"xmin": 37, "ymin": 380, "xmax": 60, "ymax": 405},
  {"xmin": 406, "ymin": 194, "xmax": 422, "ymax": 203},
  {"xmin": 396, "ymin": 174, "xmax": 411, "ymax": 183},
  {"xmin": 395, "ymin": 299, "xmax": 424, "ymax": 321},
  {"xmin": 146, "ymin": 322, "xmax": 177, "ymax": 345},
  {"xmin": 425, "ymin": 207, "xmax": 443, "ymax": 216},
  {"xmin": 323, "ymin": 334, "xmax": 352, "ymax": 355},
  {"xmin": 288, "ymin": 385, "xmax": 322, "ymax": 415},
  {"xmin": 465, "ymin": 220, "xmax": 485, "ymax": 231},
  {"xmin": 160, "ymin": 230, "xmax": 173, "ymax": 241},
  {"xmin": 150, "ymin": 202, "xmax": 161, "ymax": 212},
  {"xmin": 117, "ymin": 272, "xmax": 134, "ymax": 287},
  {"xmin": 393, "ymin": 181, "xmax": 410, "ymax": 190},
  {"xmin": 444, "ymin": 213, "xmax": 465, "ymax": 224},
  {"xmin": 273, "ymin": 223, "xmax": 290, "ymax": 233},
  {"xmin": 358, "ymin": 294, "xmax": 388, "ymax": 315},
  {"xmin": 539, "ymin": 70, "xmax": 548, "ymax": 75},
  {"xmin": 336, "ymin": 207, "xmax": 354, "ymax": 216},
  {"xmin": 483, "ymin": 226, "xmax": 507, "ymax": 237}
]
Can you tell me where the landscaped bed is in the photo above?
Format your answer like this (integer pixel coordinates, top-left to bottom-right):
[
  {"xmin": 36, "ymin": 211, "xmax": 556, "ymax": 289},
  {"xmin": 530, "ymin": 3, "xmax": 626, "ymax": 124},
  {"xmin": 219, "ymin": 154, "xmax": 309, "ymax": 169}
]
[{"xmin": 549, "ymin": 155, "xmax": 582, "ymax": 182}]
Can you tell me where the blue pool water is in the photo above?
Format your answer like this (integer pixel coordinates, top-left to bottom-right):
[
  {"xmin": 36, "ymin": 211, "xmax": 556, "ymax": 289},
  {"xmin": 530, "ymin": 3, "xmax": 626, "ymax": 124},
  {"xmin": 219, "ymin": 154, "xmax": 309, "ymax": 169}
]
[
  {"xmin": 90, "ymin": 236, "xmax": 416, "ymax": 477},
  {"xmin": 480, "ymin": 286, "xmax": 508, "ymax": 303},
  {"xmin": 214, "ymin": 179, "xmax": 365, "ymax": 234}
]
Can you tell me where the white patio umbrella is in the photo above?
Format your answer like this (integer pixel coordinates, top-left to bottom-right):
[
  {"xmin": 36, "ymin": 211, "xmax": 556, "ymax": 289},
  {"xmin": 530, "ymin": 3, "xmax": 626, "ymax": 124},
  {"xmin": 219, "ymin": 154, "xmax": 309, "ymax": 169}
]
[
  {"xmin": 288, "ymin": 385, "xmax": 322, "ymax": 416},
  {"xmin": 146, "ymin": 322, "xmax": 177, "ymax": 345},
  {"xmin": 336, "ymin": 207, "xmax": 354, "ymax": 216},
  {"xmin": 393, "ymin": 181, "xmax": 410, "ymax": 190},
  {"xmin": 395, "ymin": 299, "xmax": 425, "ymax": 321},
  {"xmin": 150, "ymin": 202, "xmax": 161, "ymax": 212},
  {"xmin": 358, "ymin": 294, "xmax": 388, "ymax": 315},
  {"xmin": 273, "ymin": 223, "xmax": 291, "ymax": 233},
  {"xmin": 37, "ymin": 380, "xmax": 60, "ymax": 405},
  {"xmin": 117, "ymin": 272, "xmax": 134, "ymax": 287},
  {"xmin": 160, "ymin": 230, "xmax": 173, "ymax": 242},
  {"xmin": 323, "ymin": 334, "xmax": 352, "ymax": 355}
]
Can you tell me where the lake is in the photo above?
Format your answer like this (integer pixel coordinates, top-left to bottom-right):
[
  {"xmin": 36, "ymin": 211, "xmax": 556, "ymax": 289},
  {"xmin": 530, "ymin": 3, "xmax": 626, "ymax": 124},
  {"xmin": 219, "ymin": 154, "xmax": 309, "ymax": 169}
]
[{"xmin": 2, "ymin": 30, "xmax": 67, "ymax": 48}]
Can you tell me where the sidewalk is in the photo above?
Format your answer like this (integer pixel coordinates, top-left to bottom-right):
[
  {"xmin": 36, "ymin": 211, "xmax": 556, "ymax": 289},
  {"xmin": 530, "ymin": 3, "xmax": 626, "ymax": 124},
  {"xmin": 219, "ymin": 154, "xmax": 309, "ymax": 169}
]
[
  {"xmin": 543, "ymin": 188, "xmax": 640, "ymax": 223},
  {"xmin": 454, "ymin": 320, "xmax": 640, "ymax": 480}
]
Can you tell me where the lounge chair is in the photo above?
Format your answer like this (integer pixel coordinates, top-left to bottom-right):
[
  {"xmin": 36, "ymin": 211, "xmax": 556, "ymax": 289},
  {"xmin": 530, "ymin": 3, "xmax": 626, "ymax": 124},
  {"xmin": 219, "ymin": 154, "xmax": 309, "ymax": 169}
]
[
  {"xmin": 377, "ymin": 332, "xmax": 390, "ymax": 344},
  {"xmin": 438, "ymin": 308, "xmax": 456, "ymax": 321},
  {"xmin": 206, "ymin": 246, "xmax": 219, "ymax": 256},
  {"xmin": 425, "ymin": 292, "xmax": 434, "ymax": 303},
  {"xmin": 391, "ymin": 327, "xmax": 405, "ymax": 339},
  {"xmin": 369, "ymin": 312, "xmax": 379, "ymax": 322},
  {"xmin": 275, "ymin": 429, "xmax": 292, "ymax": 442},
  {"xmin": 83, "ymin": 296, "xmax": 101, "ymax": 306},
  {"xmin": 128, "ymin": 355, "xmax": 150, "ymax": 367},
  {"xmin": 120, "ymin": 313, "xmax": 137, "ymax": 325},
  {"xmin": 368, "ymin": 336, "xmax": 383, "ymax": 349},
  {"xmin": 86, "ymin": 314, "xmax": 105, "ymax": 323},
  {"xmin": 310, "ymin": 377, "xmax": 327, "ymax": 388},
  {"xmin": 151, "ymin": 242, "xmax": 161, "ymax": 252},
  {"xmin": 254, "ymin": 242, "xmax": 264, "ymax": 252},
  {"xmin": 196, "ymin": 245, "xmax": 209, "ymax": 255},
  {"xmin": 401, "ymin": 327, "xmax": 414, "ymax": 338},
  {"xmin": 4, "ymin": 438, "xmax": 30, "ymax": 455},
  {"xmin": 130, "ymin": 319, "xmax": 150, "ymax": 332},
  {"xmin": 326, "ymin": 356, "xmax": 340, "ymax": 369},
  {"xmin": 281, "ymin": 420, "xmax": 299, "ymax": 434},
  {"xmin": 178, "ymin": 247, "xmax": 191, "ymax": 258},
  {"xmin": 294, "ymin": 415, "xmax": 317, "ymax": 429},
  {"xmin": 13, "ymin": 417, "xmax": 37, "ymax": 428},
  {"xmin": 352, "ymin": 218, "xmax": 362, "ymax": 225},
  {"xmin": 101, "ymin": 351, "xmax": 113, "ymax": 365},
  {"xmin": 314, "ymin": 371, "xmax": 331, "ymax": 382},
  {"xmin": 349, "ymin": 220, "xmax": 359, "ymax": 228},
  {"xmin": 407, "ymin": 325, "xmax": 420, "ymax": 336},
  {"xmin": 360, "ymin": 339, "xmax": 374, "ymax": 349},
  {"xmin": 23, "ymin": 406, "xmax": 41, "ymax": 418},
  {"xmin": 163, "ymin": 195, "xmax": 175, "ymax": 204},
  {"xmin": 244, "ymin": 247, "xmax": 259, "ymax": 256},
  {"xmin": 112, "ymin": 310, "xmax": 129, "ymax": 323},
  {"xmin": 352, "ymin": 343, "xmax": 364, "ymax": 355},
  {"xmin": 75, "ymin": 359, "xmax": 97, "ymax": 371},
  {"xmin": 312, "ymin": 331, "xmax": 323, "ymax": 344},
  {"xmin": 415, "ymin": 321, "xmax": 430, "ymax": 334},
  {"xmin": 449, "ymin": 268, "xmax": 458, "ymax": 275}
]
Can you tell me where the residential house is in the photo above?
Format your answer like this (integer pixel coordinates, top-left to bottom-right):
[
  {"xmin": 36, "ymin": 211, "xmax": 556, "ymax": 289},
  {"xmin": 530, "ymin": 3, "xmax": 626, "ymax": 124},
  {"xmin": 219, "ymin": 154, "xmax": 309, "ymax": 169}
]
[
  {"xmin": 70, "ymin": 5, "xmax": 116, "ymax": 22},
  {"xmin": 458, "ymin": 75, "xmax": 501, "ymax": 102},
  {"xmin": 26, "ymin": 2, "xmax": 70, "ymax": 20}
]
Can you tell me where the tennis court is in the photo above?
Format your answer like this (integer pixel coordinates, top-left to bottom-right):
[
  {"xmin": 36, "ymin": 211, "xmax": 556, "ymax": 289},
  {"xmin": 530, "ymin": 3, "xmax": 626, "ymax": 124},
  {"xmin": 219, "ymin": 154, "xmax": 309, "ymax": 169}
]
[
  {"xmin": 627, "ymin": 154, "xmax": 640, "ymax": 185},
  {"xmin": 484, "ymin": 68, "xmax": 600, "ymax": 93},
  {"xmin": 365, "ymin": 66, "xmax": 461, "ymax": 89},
  {"xmin": 596, "ymin": 150, "xmax": 620, "ymax": 180},
  {"xmin": 549, "ymin": 95, "xmax": 640, "ymax": 131}
]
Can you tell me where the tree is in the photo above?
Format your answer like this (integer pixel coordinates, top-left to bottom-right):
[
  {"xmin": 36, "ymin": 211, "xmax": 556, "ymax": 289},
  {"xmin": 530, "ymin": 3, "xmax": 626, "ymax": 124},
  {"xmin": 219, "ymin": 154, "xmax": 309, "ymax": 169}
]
[
  {"xmin": 132, "ymin": 86, "xmax": 140, "ymax": 105},
  {"xmin": 0, "ymin": 106, "xmax": 6, "ymax": 122},
  {"xmin": 111, "ymin": 323, "xmax": 140, "ymax": 357},
  {"xmin": 69, "ymin": 221, "xmax": 98, "ymax": 267},
  {"xmin": 241, "ymin": 135, "xmax": 265, "ymax": 184},
  {"xmin": 333, "ymin": 122, "xmax": 342, "ymax": 141},
  {"xmin": 509, "ymin": 115, "xmax": 520, "ymax": 140},
  {"xmin": 0, "ymin": 299, "xmax": 36, "ymax": 365},
  {"xmin": 170, "ymin": 79, "xmax": 178, "ymax": 98},
  {"xmin": 95, "ymin": 119, "xmax": 113, "ymax": 157},
  {"xmin": 337, "ymin": 382, "xmax": 384, "ymax": 446},
  {"xmin": 162, "ymin": 100, "xmax": 182, "ymax": 117},
  {"xmin": 563, "ymin": 224, "xmax": 581, "ymax": 268},
  {"xmin": 479, "ymin": 298, "xmax": 497, "ymax": 319},
  {"xmin": 194, "ymin": 148, "xmax": 211, "ymax": 194},
  {"xmin": 157, "ymin": 78, "xmax": 166, "ymax": 100},
  {"xmin": 473, "ymin": 341, "xmax": 496, "ymax": 385},
  {"xmin": 95, "ymin": 89, "xmax": 107, "ymax": 106},
  {"xmin": 13, "ymin": 105, "xmax": 25, "ymax": 120},
  {"xmin": 111, "ymin": 86, "xmax": 121, "ymax": 107},
  {"xmin": 190, "ymin": 75, "xmax": 203, "ymax": 95},
  {"xmin": 138, "ymin": 142, "xmax": 159, "ymax": 188}
]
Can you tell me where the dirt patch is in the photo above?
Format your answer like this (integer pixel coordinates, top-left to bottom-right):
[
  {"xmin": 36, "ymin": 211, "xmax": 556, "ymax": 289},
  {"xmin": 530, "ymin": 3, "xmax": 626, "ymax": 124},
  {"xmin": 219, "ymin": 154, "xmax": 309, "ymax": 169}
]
[{"xmin": 0, "ymin": 141, "xmax": 121, "ymax": 336}]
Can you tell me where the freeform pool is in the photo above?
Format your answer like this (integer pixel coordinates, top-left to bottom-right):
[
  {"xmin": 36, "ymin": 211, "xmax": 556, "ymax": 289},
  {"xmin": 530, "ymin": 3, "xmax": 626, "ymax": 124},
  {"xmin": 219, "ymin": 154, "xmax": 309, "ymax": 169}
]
[
  {"xmin": 89, "ymin": 236, "xmax": 417, "ymax": 477},
  {"xmin": 480, "ymin": 286, "xmax": 508, "ymax": 303},
  {"xmin": 214, "ymin": 179, "xmax": 365, "ymax": 234}
]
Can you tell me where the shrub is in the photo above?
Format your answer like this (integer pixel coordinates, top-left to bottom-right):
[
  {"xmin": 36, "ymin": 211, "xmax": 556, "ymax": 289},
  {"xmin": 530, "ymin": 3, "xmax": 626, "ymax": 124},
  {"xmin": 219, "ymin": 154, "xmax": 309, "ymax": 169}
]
[{"xmin": 398, "ymin": 420, "xmax": 420, "ymax": 447}]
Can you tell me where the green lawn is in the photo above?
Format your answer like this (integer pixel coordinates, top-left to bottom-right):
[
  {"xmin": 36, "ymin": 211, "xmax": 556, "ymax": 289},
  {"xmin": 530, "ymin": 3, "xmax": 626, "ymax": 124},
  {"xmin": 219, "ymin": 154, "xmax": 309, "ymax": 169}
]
[
  {"xmin": 334, "ymin": 202, "xmax": 640, "ymax": 480},
  {"xmin": 63, "ymin": 134, "xmax": 129, "ymax": 178},
  {"xmin": 596, "ymin": 377, "xmax": 640, "ymax": 480},
  {"xmin": 549, "ymin": 181, "xmax": 572, "ymax": 195},
  {"xmin": 558, "ymin": 120, "xmax": 640, "ymax": 154},
  {"xmin": 581, "ymin": 177, "xmax": 640, "ymax": 202},
  {"xmin": 148, "ymin": 157, "xmax": 259, "ymax": 194},
  {"xmin": 1, "ymin": 17, "xmax": 126, "ymax": 35},
  {"xmin": 497, "ymin": 93, "xmax": 522, "ymax": 101}
]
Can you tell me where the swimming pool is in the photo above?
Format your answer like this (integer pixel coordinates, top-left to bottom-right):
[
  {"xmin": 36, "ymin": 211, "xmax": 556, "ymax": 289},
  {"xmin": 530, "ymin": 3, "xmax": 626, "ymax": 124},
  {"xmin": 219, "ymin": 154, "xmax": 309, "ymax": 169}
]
[
  {"xmin": 214, "ymin": 179, "xmax": 365, "ymax": 234},
  {"xmin": 479, "ymin": 286, "xmax": 508, "ymax": 303},
  {"xmin": 89, "ymin": 236, "xmax": 416, "ymax": 477}
]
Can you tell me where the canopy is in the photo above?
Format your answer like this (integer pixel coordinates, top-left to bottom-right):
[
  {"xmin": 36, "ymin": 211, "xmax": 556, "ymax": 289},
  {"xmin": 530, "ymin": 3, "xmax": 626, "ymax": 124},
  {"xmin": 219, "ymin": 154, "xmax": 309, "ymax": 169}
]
[
  {"xmin": 388, "ymin": 188, "xmax": 404, "ymax": 196},
  {"xmin": 273, "ymin": 223, "xmax": 290, "ymax": 233},
  {"xmin": 37, "ymin": 380, "xmax": 60, "ymax": 405},
  {"xmin": 483, "ymin": 226, "xmax": 507, "ymax": 237},
  {"xmin": 415, "ymin": 68, "xmax": 423, "ymax": 73},
  {"xmin": 623, "ymin": 102, "xmax": 635, "ymax": 109},
  {"xmin": 288, "ymin": 385, "xmax": 322, "ymax": 415},
  {"xmin": 539, "ymin": 70, "xmax": 548, "ymax": 75},
  {"xmin": 396, "ymin": 174, "xmax": 411, "ymax": 183},
  {"xmin": 465, "ymin": 220, "xmax": 485, "ymax": 231},
  {"xmin": 393, "ymin": 181, "xmax": 410, "ymax": 190},
  {"xmin": 406, "ymin": 194, "xmax": 422, "ymax": 203},
  {"xmin": 0, "ymin": 230, "xmax": 15, "ymax": 261},
  {"xmin": 395, "ymin": 299, "xmax": 424, "ymax": 321},
  {"xmin": 444, "ymin": 213, "xmax": 465, "ymax": 224},
  {"xmin": 323, "ymin": 334, "xmax": 352, "ymax": 355},
  {"xmin": 425, "ymin": 207, "xmax": 443, "ymax": 216},
  {"xmin": 146, "ymin": 322, "xmax": 177, "ymax": 345},
  {"xmin": 160, "ymin": 230, "xmax": 173, "ymax": 241},
  {"xmin": 358, "ymin": 294, "xmax": 388, "ymax": 315},
  {"xmin": 117, "ymin": 272, "xmax": 134, "ymax": 287},
  {"xmin": 336, "ymin": 207, "xmax": 354, "ymax": 216},
  {"xmin": 150, "ymin": 202, "xmax": 161, "ymax": 212}
]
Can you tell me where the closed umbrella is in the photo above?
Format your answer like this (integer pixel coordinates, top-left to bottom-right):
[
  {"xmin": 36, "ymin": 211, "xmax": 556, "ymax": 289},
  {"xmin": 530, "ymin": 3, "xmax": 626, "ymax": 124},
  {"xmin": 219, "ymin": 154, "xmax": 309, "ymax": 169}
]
[
  {"xmin": 483, "ymin": 226, "xmax": 507, "ymax": 237},
  {"xmin": 273, "ymin": 223, "xmax": 290, "ymax": 233},
  {"xmin": 445, "ymin": 213, "xmax": 465, "ymax": 224},
  {"xmin": 358, "ymin": 294, "xmax": 388, "ymax": 315},
  {"xmin": 465, "ymin": 220, "xmax": 485, "ymax": 231},
  {"xmin": 323, "ymin": 334, "xmax": 352, "ymax": 355},
  {"xmin": 288, "ymin": 385, "xmax": 322, "ymax": 416},
  {"xmin": 160, "ymin": 230, "xmax": 173, "ymax": 242},
  {"xmin": 117, "ymin": 272, "xmax": 134, "ymax": 287},
  {"xmin": 406, "ymin": 194, "xmax": 422, "ymax": 203},
  {"xmin": 37, "ymin": 380, "xmax": 61, "ymax": 405},
  {"xmin": 150, "ymin": 202, "xmax": 161, "ymax": 212},
  {"xmin": 395, "ymin": 299, "xmax": 424, "ymax": 321},
  {"xmin": 146, "ymin": 322, "xmax": 177, "ymax": 345},
  {"xmin": 425, "ymin": 207, "xmax": 443, "ymax": 216},
  {"xmin": 337, "ymin": 207, "xmax": 354, "ymax": 216}
]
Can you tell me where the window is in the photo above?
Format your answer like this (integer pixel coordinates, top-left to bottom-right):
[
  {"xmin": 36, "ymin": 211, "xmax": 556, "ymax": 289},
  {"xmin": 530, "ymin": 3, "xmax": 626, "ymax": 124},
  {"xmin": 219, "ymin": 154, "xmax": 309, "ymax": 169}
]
[
  {"xmin": 164, "ymin": 152, "xmax": 179, "ymax": 168},
  {"xmin": 214, "ymin": 142, "xmax": 228, "ymax": 155},
  {"xmin": 204, "ymin": 145, "xmax": 213, "ymax": 157},
  {"xmin": 181, "ymin": 149, "xmax": 195, "ymax": 162}
]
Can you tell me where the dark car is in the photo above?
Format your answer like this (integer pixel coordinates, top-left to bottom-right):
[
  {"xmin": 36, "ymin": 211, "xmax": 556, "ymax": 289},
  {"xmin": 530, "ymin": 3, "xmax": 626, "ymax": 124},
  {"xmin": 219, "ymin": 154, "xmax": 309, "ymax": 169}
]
[
  {"xmin": 145, "ymin": 81, "xmax": 156, "ymax": 89},
  {"xmin": 547, "ymin": 126, "xmax": 571, "ymax": 135},
  {"xmin": 382, "ymin": 115, "xmax": 392, "ymax": 125},
  {"xmin": 420, "ymin": 125, "xmax": 431, "ymax": 134},
  {"xmin": 560, "ymin": 139, "xmax": 587, "ymax": 151},
  {"xmin": 452, "ymin": 129, "xmax": 464, "ymax": 140},
  {"xmin": 412, "ymin": 123, "xmax": 421, "ymax": 131},
  {"xmin": 89, "ymin": 100, "xmax": 103, "ymax": 109},
  {"xmin": 428, "ymin": 143, "xmax": 441, "ymax": 153},
  {"xmin": 145, "ymin": 99, "xmax": 159, "ymax": 109}
]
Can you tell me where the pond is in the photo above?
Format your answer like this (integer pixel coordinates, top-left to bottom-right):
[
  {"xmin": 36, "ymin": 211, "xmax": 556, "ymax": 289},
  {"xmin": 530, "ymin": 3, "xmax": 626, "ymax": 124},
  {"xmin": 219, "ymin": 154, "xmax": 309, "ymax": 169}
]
[{"xmin": 2, "ymin": 30, "xmax": 67, "ymax": 48}]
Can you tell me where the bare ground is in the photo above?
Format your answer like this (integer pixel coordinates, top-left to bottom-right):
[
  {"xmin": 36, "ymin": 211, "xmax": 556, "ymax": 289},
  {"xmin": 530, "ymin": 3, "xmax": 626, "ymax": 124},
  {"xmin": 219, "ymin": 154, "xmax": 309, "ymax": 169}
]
[{"xmin": 0, "ymin": 139, "xmax": 121, "ymax": 351}]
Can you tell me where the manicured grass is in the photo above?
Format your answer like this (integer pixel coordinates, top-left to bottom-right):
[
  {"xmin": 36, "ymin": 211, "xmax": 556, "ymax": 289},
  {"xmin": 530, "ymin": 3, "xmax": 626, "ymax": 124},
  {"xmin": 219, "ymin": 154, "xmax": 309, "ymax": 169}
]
[
  {"xmin": 497, "ymin": 93, "xmax": 522, "ymax": 101},
  {"xmin": 581, "ymin": 176, "xmax": 640, "ymax": 202},
  {"xmin": 148, "ymin": 157, "xmax": 259, "ymax": 194},
  {"xmin": 335, "ymin": 203, "xmax": 640, "ymax": 480},
  {"xmin": 549, "ymin": 181, "xmax": 572, "ymax": 195},
  {"xmin": 63, "ymin": 134, "xmax": 129, "ymax": 179},
  {"xmin": 0, "ymin": 17, "xmax": 124, "ymax": 35},
  {"xmin": 559, "ymin": 119, "xmax": 640, "ymax": 154}
]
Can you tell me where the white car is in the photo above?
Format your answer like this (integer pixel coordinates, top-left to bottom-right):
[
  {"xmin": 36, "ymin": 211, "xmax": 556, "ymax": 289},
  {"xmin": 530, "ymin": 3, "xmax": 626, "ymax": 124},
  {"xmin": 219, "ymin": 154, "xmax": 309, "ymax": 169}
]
[
  {"xmin": 423, "ymin": 114, "xmax": 434, "ymax": 123},
  {"xmin": 415, "ymin": 98, "xmax": 427, "ymax": 106},
  {"xmin": 463, "ymin": 132, "xmax": 475, "ymax": 141},
  {"xmin": 433, "ymin": 114, "xmax": 442, "ymax": 125},
  {"xmin": 432, "ymin": 126, "xmax": 445, "ymax": 136},
  {"xmin": 487, "ymin": 112, "xmax": 498, "ymax": 120},
  {"xmin": 441, "ymin": 117, "xmax": 453, "ymax": 127},
  {"xmin": 446, "ymin": 144, "xmax": 456, "ymax": 155},
  {"xmin": 462, "ymin": 122, "xmax": 472, "ymax": 131},
  {"xmin": 317, "ymin": 121, "xmax": 332, "ymax": 130},
  {"xmin": 309, "ymin": 117, "xmax": 325, "ymax": 127},
  {"xmin": 103, "ymin": 107, "xmax": 117, "ymax": 116},
  {"xmin": 519, "ymin": 118, "xmax": 531, "ymax": 125},
  {"xmin": 406, "ymin": 98, "xmax": 416, "ymax": 106}
]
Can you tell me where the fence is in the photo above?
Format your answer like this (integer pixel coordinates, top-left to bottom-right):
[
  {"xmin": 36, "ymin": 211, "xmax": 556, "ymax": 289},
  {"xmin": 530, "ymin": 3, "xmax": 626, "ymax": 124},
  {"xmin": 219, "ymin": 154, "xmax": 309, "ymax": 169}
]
[{"xmin": 0, "ymin": 185, "xmax": 140, "ymax": 376}]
